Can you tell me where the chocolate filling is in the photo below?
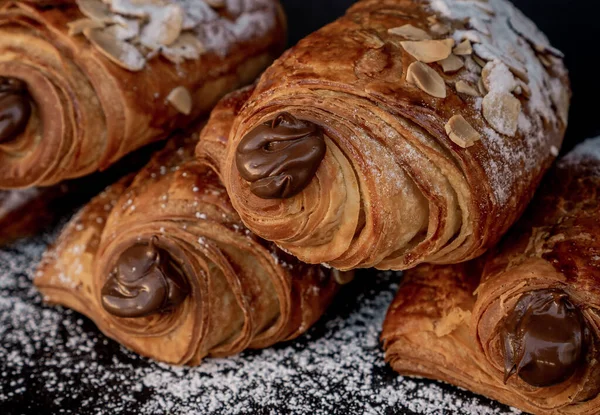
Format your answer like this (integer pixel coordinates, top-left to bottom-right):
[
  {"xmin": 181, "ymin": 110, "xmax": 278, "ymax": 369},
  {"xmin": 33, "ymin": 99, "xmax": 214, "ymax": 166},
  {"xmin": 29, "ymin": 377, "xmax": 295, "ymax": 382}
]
[
  {"xmin": 502, "ymin": 289, "xmax": 588, "ymax": 387},
  {"xmin": 235, "ymin": 112, "xmax": 326, "ymax": 199},
  {"xmin": 0, "ymin": 77, "xmax": 31, "ymax": 143},
  {"xmin": 101, "ymin": 238, "xmax": 189, "ymax": 318}
]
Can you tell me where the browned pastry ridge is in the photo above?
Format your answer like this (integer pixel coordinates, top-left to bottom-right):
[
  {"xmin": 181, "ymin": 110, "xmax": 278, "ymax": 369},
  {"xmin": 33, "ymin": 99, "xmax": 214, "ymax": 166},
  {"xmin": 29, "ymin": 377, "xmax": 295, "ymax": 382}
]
[
  {"xmin": 34, "ymin": 109, "xmax": 344, "ymax": 365},
  {"xmin": 0, "ymin": 0, "xmax": 285, "ymax": 189},
  {"xmin": 205, "ymin": 0, "xmax": 571, "ymax": 271},
  {"xmin": 382, "ymin": 137, "xmax": 600, "ymax": 414}
]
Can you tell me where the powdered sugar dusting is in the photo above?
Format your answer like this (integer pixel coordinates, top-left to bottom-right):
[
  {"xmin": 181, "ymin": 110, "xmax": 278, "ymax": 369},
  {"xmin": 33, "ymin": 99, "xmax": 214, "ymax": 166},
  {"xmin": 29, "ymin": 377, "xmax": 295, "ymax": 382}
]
[
  {"xmin": 562, "ymin": 136, "xmax": 600, "ymax": 166},
  {"xmin": 429, "ymin": 0, "xmax": 568, "ymax": 207},
  {"xmin": 0, "ymin": 228, "xmax": 517, "ymax": 414}
]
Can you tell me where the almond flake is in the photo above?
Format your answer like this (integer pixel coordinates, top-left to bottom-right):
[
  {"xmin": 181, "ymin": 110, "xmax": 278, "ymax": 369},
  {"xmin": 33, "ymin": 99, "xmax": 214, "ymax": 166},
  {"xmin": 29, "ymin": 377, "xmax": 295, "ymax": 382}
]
[
  {"xmin": 482, "ymin": 91, "xmax": 521, "ymax": 136},
  {"xmin": 445, "ymin": 115, "xmax": 480, "ymax": 148},
  {"xmin": 538, "ymin": 54, "xmax": 552, "ymax": 68},
  {"xmin": 438, "ymin": 54, "xmax": 464, "ymax": 73},
  {"xmin": 84, "ymin": 27, "xmax": 145, "ymax": 71},
  {"xmin": 333, "ymin": 270, "xmax": 355, "ymax": 285},
  {"xmin": 401, "ymin": 38, "xmax": 455, "ymax": 63},
  {"xmin": 481, "ymin": 61, "xmax": 516, "ymax": 93},
  {"xmin": 161, "ymin": 33, "xmax": 206, "ymax": 64},
  {"xmin": 455, "ymin": 80, "xmax": 480, "ymax": 97},
  {"xmin": 430, "ymin": 22, "xmax": 451, "ymax": 36},
  {"xmin": 453, "ymin": 40, "xmax": 472, "ymax": 56},
  {"xmin": 472, "ymin": 55, "xmax": 486, "ymax": 68},
  {"xmin": 388, "ymin": 24, "xmax": 431, "ymax": 41},
  {"xmin": 67, "ymin": 18, "xmax": 105, "ymax": 36},
  {"xmin": 167, "ymin": 86, "xmax": 192, "ymax": 115},
  {"xmin": 139, "ymin": 4, "xmax": 184, "ymax": 50},
  {"xmin": 477, "ymin": 77, "xmax": 487, "ymax": 95},
  {"xmin": 464, "ymin": 56, "xmax": 482, "ymax": 75},
  {"xmin": 76, "ymin": 0, "xmax": 114, "ymax": 23},
  {"xmin": 406, "ymin": 62, "xmax": 446, "ymax": 98}
]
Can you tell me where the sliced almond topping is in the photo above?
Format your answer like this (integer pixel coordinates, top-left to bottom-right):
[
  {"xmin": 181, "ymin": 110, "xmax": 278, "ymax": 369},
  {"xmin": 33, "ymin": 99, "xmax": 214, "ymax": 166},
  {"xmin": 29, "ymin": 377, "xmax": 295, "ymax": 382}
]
[
  {"xmin": 464, "ymin": 56, "xmax": 482, "ymax": 75},
  {"xmin": 167, "ymin": 86, "xmax": 192, "ymax": 115},
  {"xmin": 143, "ymin": 4, "xmax": 184, "ymax": 48},
  {"xmin": 438, "ymin": 54, "xmax": 464, "ymax": 73},
  {"xmin": 550, "ymin": 80, "xmax": 570, "ymax": 124},
  {"xmin": 401, "ymin": 38, "xmax": 455, "ymax": 63},
  {"xmin": 477, "ymin": 77, "xmax": 488, "ymax": 95},
  {"xmin": 508, "ymin": 14, "xmax": 564, "ymax": 58},
  {"xmin": 481, "ymin": 61, "xmax": 516, "ymax": 93},
  {"xmin": 333, "ymin": 270, "xmax": 355, "ymax": 285},
  {"xmin": 76, "ymin": 0, "xmax": 114, "ymax": 23},
  {"xmin": 445, "ymin": 115, "xmax": 480, "ymax": 148},
  {"xmin": 388, "ymin": 24, "xmax": 432, "ymax": 41},
  {"xmin": 473, "ymin": 43, "xmax": 529, "ymax": 83},
  {"xmin": 84, "ymin": 27, "xmax": 145, "ymax": 71},
  {"xmin": 67, "ymin": 18, "xmax": 105, "ymax": 36},
  {"xmin": 430, "ymin": 22, "xmax": 451, "ymax": 36},
  {"xmin": 161, "ymin": 33, "xmax": 206, "ymax": 64},
  {"xmin": 105, "ymin": 16, "xmax": 140, "ymax": 41},
  {"xmin": 406, "ymin": 62, "xmax": 446, "ymax": 98},
  {"xmin": 453, "ymin": 40, "xmax": 472, "ymax": 56},
  {"xmin": 482, "ymin": 91, "xmax": 521, "ymax": 136},
  {"xmin": 455, "ymin": 80, "xmax": 480, "ymax": 97},
  {"xmin": 538, "ymin": 54, "xmax": 552, "ymax": 68},
  {"xmin": 472, "ymin": 54, "xmax": 487, "ymax": 68}
]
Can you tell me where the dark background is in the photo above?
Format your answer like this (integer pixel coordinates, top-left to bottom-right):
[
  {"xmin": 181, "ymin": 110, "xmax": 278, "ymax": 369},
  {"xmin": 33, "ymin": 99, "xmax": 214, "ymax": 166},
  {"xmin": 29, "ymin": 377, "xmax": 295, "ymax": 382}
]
[{"xmin": 281, "ymin": 0, "xmax": 600, "ymax": 153}]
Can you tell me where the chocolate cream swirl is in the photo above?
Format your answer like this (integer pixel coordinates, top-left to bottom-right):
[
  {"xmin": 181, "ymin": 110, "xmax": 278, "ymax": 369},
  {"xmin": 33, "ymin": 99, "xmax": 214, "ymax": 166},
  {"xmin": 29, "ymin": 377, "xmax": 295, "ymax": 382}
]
[
  {"xmin": 502, "ymin": 289, "xmax": 588, "ymax": 387},
  {"xmin": 101, "ymin": 238, "xmax": 189, "ymax": 318},
  {"xmin": 236, "ymin": 112, "xmax": 326, "ymax": 199},
  {"xmin": 0, "ymin": 77, "xmax": 31, "ymax": 143}
]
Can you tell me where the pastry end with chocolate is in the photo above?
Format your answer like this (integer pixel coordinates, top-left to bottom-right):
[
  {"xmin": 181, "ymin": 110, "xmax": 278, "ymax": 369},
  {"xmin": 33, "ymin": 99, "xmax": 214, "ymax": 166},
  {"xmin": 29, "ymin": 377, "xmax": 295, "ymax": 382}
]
[
  {"xmin": 101, "ymin": 238, "xmax": 189, "ymax": 318},
  {"xmin": 0, "ymin": 77, "xmax": 31, "ymax": 143},
  {"xmin": 235, "ymin": 112, "xmax": 326, "ymax": 199},
  {"xmin": 502, "ymin": 289, "xmax": 588, "ymax": 387}
]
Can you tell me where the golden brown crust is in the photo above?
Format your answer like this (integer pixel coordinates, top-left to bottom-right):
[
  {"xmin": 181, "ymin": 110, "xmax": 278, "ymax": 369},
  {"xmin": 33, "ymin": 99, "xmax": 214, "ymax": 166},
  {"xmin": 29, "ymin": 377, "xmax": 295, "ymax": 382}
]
[
  {"xmin": 215, "ymin": 0, "xmax": 570, "ymax": 271},
  {"xmin": 0, "ymin": 0, "xmax": 285, "ymax": 188},
  {"xmin": 383, "ymin": 139, "xmax": 600, "ymax": 414},
  {"xmin": 35, "ymin": 123, "xmax": 340, "ymax": 366}
]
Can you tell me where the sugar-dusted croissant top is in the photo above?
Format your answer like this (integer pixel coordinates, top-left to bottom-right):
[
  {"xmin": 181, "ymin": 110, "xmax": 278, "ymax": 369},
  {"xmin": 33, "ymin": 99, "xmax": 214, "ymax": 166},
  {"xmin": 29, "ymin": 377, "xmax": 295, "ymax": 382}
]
[
  {"xmin": 0, "ymin": 0, "xmax": 285, "ymax": 188},
  {"xmin": 215, "ymin": 0, "xmax": 570, "ymax": 270}
]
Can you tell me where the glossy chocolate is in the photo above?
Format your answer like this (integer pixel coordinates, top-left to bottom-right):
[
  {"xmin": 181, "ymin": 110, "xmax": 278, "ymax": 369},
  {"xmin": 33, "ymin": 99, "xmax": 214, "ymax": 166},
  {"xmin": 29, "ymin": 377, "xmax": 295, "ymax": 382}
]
[
  {"xmin": 101, "ymin": 239, "xmax": 189, "ymax": 318},
  {"xmin": 502, "ymin": 289, "xmax": 588, "ymax": 387},
  {"xmin": 236, "ymin": 112, "xmax": 326, "ymax": 199},
  {"xmin": 0, "ymin": 77, "xmax": 31, "ymax": 143}
]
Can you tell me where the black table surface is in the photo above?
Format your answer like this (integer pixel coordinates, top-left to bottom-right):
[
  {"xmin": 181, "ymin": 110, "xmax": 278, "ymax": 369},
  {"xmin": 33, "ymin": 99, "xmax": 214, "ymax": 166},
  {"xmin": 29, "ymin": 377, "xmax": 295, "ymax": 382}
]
[{"xmin": 1, "ymin": 1, "xmax": 597, "ymax": 414}]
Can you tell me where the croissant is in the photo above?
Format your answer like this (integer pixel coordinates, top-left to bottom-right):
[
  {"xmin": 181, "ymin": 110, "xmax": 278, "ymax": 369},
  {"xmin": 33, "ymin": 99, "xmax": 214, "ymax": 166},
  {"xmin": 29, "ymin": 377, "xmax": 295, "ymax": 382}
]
[
  {"xmin": 382, "ymin": 136, "xmax": 600, "ymax": 414},
  {"xmin": 0, "ymin": 0, "xmax": 285, "ymax": 188},
  {"xmin": 34, "ymin": 116, "xmax": 343, "ymax": 365},
  {"xmin": 208, "ymin": 0, "xmax": 570, "ymax": 270}
]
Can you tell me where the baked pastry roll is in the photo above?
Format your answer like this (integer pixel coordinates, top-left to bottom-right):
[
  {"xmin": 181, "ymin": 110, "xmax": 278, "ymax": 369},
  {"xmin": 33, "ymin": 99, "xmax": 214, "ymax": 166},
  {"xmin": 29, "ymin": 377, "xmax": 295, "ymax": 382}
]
[
  {"xmin": 213, "ymin": 0, "xmax": 570, "ymax": 270},
  {"xmin": 382, "ymin": 137, "xmax": 600, "ymax": 414},
  {"xmin": 34, "ymin": 121, "xmax": 342, "ymax": 365},
  {"xmin": 0, "ymin": 0, "xmax": 285, "ymax": 188}
]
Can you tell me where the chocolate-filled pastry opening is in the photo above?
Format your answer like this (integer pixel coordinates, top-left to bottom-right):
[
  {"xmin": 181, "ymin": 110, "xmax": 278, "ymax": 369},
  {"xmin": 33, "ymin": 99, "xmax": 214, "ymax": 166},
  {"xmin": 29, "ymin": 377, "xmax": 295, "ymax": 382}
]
[
  {"xmin": 0, "ymin": 77, "xmax": 32, "ymax": 144},
  {"xmin": 502, "ymin": 289, "xmax": 588, "ymax": 387},
  {"xmin": 101, "ymin": 237, "xmax": 190, "ymax": 318},
  {"xmin": 235, "ymin": 112, "xmax": 326, "ymax": 199}
]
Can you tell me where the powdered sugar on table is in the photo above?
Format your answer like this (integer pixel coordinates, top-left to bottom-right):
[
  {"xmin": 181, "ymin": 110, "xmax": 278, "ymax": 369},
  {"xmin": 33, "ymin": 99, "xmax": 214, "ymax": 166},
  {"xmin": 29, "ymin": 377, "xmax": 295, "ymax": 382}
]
[{"xmin": 0, "ymin": 225, "xmax": 518, "ymax": 414}]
